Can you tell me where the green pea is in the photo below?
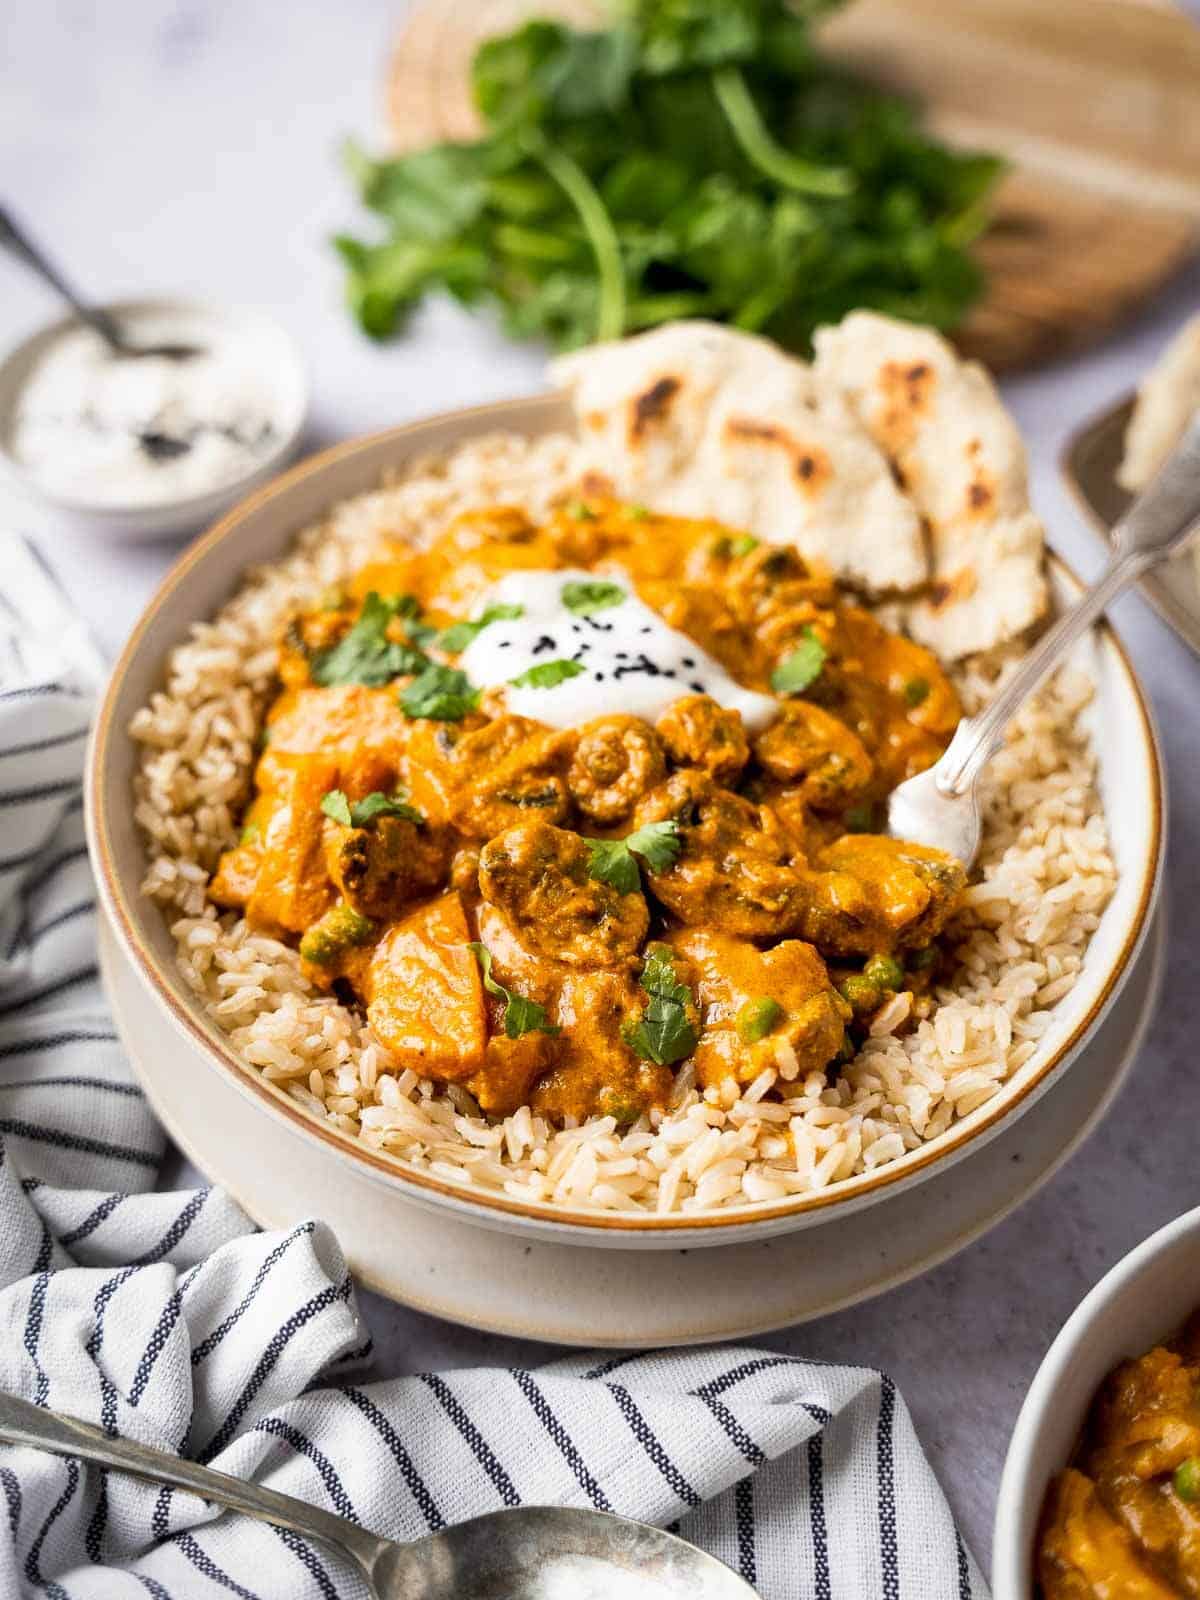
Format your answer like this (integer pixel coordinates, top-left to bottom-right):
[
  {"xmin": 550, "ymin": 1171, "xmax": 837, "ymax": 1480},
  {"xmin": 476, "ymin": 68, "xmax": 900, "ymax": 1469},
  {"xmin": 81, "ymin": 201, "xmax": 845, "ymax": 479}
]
[
  {"xmin": 843, "ymin": 803, "xmax": 876, "ymax": 834},
  {"xmin": 864, "ymin": 955, "xmax": 904, "ymax": 991},
  {"xmin": 904, "ymin": 677, "xmax": 930, "ymax": 707},
  {"xmin": 737, "ymin": 997, "xmax": 784, "ymax": 1043},
  {"xmin": 1175, "ymin": 1457, "xmax": 1200, "ymax": 1502},
  {"xmin": 838, "ymin": 975, "xmax": 882, "ymax": 1015}
]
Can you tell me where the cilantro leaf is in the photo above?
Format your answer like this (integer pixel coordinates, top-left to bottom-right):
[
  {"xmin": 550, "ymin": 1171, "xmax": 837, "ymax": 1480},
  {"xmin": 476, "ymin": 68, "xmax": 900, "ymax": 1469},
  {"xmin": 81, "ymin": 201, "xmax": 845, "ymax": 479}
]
[
  {"xmin": 509, "ymin": 658, "xmax": 586, "ymax": 690},
  {"xmin": 584, "ymin": 837, "xmax": 642, "ymax": 895},
  {"xmin": 321, "ymin": 789, "xmax": 424, "ymax": 829},
  {"xmin": 623, "ymin": 943, "xmax": 699, "ymax": 1066},
  {"xmin": 468, "ymin": 942, "xmax": 561, "ymax": 1040},
  {"xmin": 438, "ymin": 602, "xmax": 525, "ymax": 654},
  {"xmin": 320, "ymin": 790, "xmax": 353, "ymax": 827},
  {"xmin": 585, "ymin": 819, "xmax": 681, "ymax": 893},
  {"xmin": 400, "ymin": 663, "xmax": 481, "ymax": 720},
  {"xmin": 624, "ymin": 819, "xmax": 682, "ymax": 873},
  {"xmin": 310, "ymin": 591, "xmax": 429, "ymax": 687},
  {"xmin": 561, "ymin": 579, "xmax": 626, "ymax": 615},
  {"xmin": 770, "ymin": 628, "xmax": 826, "ymax": 696}
]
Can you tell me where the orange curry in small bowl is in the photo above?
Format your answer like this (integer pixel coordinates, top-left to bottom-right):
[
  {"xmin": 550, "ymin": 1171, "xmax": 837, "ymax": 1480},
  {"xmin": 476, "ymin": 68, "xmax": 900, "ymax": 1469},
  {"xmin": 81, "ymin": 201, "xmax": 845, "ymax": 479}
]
[
  {"xmin": 1040, "ymin": 1317, "xmax": 1200, "ymax": 1597},
  {"xmin": 208, "ymin": 498, "xmax": 966, "ymax": 1130}
]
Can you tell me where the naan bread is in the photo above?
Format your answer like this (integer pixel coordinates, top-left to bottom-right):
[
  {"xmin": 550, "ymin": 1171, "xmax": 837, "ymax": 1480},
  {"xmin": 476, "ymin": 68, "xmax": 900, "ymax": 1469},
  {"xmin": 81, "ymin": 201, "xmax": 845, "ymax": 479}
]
[
  {"xmin": 1119, "ymin": 314, "xmax": 1200, "ymax": 491},
  {"xmin": 812, "ymin": 312, "xmax": 1047, "ymax": 660},
  {"xmin": 550, "ymin": 321, "xmax": 928, "ymax": 595}
]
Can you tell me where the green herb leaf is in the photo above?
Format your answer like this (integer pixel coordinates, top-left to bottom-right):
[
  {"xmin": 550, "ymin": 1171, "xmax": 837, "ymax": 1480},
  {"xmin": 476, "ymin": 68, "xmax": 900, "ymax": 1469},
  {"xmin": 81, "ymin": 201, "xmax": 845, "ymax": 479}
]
[
  {"xmin": 560, "ymin": 579, "xmax": 626, "ymax": 615},
  {"xmin": 623, "ymin": 943, "xmax": 699, "ymax": 1066},
  {"xmin": 320, "ymin": 790, "xmax": 354, "ymax": 827},
  {"xmin": 310, "ymin": 591, "xmax": 430, "ymax": 687},
  {"xmin": 583, "ymin": 838, "xmax": 642, "ymax": 895},
  {"xmin": 322, "ymin": 787, "xmax": 424, "ymax": 829},
  {"xmin": 509, "ymin": 658, "xmax": 586, "ymax": 690},
  {"xmin": 770, "ymin": 628, "xmax": 826, "ymax": 696},
  {"xmin": 468, "ymin": 942, "xmax": 561, "ymax": 1039},
  {"xmin": 399, "ymin": 663, "xmax": 481, "ymax": 720},
  {"xmin": 736, "ymin": 996, "xmax": 784, "ymax": 1043},
  {"xmin": 585, "ymin": 818, "xmax": 681, "ymax": 893},
  {"xmin": 239, "ymin": 821, "xmax": 261, "ymax": 846},
  {"xmin": 438, "ymin": 602, "xmax": 525, "ymax": 654},
  {"xmin": 624, "ymin": 819, "xmax": 682, "ymax": 873},
  {"xmin": 903, "ymin": 676, "xmax": 930, "ymax": 707}
]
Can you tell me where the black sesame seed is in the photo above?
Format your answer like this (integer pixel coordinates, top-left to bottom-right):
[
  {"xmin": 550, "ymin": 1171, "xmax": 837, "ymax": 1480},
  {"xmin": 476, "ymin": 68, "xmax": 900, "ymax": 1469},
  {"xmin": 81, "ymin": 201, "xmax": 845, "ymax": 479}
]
[
  {"xmin": 682, "ymin": 657, "xmax": 696, "ymax": 668},
  {"xmin": 690, "ymin": 680, "xmax": 705, "ymax": 692},
  {"xmin": 640, "ymin": 626, "xmax": 652, "ymax": 634}
]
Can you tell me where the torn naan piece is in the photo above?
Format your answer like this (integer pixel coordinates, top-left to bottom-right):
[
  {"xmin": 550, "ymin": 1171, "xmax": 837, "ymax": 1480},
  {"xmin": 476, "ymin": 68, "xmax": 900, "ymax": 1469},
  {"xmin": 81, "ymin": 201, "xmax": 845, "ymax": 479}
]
[
  {"xmin": 1119, "ymin": 314, "xmax": 1200, "ymax": 491},
  {"xmin": 813, "ymin": 312, "xmax": 1047, "ymax": 660},
  {"xmin": 550, "ymin": 321, "xmax": 927, "ymax": 596}
]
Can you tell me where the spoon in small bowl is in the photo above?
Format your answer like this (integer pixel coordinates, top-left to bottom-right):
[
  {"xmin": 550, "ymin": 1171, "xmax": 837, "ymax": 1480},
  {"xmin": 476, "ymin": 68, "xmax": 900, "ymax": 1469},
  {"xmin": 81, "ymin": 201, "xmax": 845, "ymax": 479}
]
[
  {"xmin": 0, "ymin": 1391, "xmax": 758, "ymax": 1600},
  {"xmin": 888, "ymin": 409, "xmax": 1200, "ymax": 866},
  {"xmin": 0, "ymin": 206, "xmax": 203, "ymax": 361}
]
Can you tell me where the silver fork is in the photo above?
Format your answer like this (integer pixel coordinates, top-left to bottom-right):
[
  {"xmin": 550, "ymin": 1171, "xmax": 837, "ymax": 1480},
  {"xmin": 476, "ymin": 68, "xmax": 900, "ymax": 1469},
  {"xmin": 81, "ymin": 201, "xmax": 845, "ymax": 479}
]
[
  {"xmin": 888, "ymin": 409, "xmax": 1200, "ymax": 865},
  {"xmin": 0, "ymin": 1390, "xmax": 757, "ymax": 1599}
]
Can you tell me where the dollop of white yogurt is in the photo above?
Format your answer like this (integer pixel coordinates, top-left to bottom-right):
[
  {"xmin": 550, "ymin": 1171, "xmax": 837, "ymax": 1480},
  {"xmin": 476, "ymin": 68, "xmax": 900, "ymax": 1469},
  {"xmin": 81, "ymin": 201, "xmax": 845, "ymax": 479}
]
[{"xmin": 458, "ymin": 568, "xmax": 777, "ymax": 731}]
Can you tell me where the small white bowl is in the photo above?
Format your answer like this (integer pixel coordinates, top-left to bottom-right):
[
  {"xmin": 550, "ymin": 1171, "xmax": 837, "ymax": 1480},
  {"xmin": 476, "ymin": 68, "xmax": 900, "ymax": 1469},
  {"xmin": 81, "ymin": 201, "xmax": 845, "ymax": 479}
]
[
  {"xmin": 0, "ymin": 297, "xmax": 307, "ymax": 542},
  {"xmin": 993, "ymin": 1204, "xmax": 1200, "ymax": 1598}
]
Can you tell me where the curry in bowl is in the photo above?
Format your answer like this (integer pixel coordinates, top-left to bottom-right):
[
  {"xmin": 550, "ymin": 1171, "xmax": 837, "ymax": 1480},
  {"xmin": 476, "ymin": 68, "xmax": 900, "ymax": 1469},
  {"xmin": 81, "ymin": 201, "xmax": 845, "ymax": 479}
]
[
  {"xmin": 132, "ymin": 316, "xmax": 1118, "ymax": 1217},
  {"xmin": 206, "ymin": 498, "xmax": 965, "ymax": 1132},
  {"xmin": 1040, "ymin": 1317, "xmax": 1200, "ymax": 1597}
]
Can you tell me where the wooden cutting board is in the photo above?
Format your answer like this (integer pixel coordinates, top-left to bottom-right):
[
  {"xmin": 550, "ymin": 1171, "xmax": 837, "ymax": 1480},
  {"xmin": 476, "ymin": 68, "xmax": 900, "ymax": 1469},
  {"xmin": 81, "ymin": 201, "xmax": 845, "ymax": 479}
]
[{"xmin": 386, "ymin": 0, "xmax": 1200, "ymax": 371}]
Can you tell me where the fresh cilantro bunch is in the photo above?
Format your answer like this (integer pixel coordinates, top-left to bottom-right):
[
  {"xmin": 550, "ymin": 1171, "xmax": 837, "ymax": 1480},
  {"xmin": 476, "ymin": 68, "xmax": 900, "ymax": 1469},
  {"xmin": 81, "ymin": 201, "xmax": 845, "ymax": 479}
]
[{"xmin": 336, "ymin": 0, "xmax": 1003, "ymax": 352}]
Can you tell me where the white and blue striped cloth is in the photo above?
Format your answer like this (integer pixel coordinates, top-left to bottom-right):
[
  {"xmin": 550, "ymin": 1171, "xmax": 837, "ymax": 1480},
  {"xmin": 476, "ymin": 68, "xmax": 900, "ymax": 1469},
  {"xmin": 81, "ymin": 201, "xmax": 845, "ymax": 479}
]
[{"xmin": 0, "ymin": 535, "xmax": 987, "ymax": 1599}]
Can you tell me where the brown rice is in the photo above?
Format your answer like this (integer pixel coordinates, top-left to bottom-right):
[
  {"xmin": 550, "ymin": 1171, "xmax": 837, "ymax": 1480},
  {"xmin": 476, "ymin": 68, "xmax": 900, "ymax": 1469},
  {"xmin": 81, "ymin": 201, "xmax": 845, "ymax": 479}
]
[{"xmin": 130, "ymin": 431, "xmax": 1117, "ymax": 1216}]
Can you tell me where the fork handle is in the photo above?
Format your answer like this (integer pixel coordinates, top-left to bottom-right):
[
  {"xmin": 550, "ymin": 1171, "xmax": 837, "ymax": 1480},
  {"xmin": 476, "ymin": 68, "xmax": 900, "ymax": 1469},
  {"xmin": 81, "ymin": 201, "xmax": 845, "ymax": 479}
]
[
  {"xmin": 935, "ymin": 409, "xmax": 1200, "ymax": 797},
  {"xmin": 0, "ymin": 1391, "xmax": 388, "ymax": 1585}
]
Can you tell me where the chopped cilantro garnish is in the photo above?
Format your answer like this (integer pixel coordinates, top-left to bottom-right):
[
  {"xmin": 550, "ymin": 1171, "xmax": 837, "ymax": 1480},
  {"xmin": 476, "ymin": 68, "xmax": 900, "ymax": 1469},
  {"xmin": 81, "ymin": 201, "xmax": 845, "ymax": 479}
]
[
  {"xmin": 770, "ymin": 627, "xmax": 826, "ymax": 696},
  {"xmin": 509, "ymin": 658, "xmax": 586, "ymax": 690},
  {"xmin": 623, "ymin": 943, "xmax": 699, "ymax": 1066},
  {"xmin": 438, "ymin": 602, "xmax": 525, "ymax": 654},
  {"xmin": 309, "ymin": 591, "xmax": 429, "ymax": 686},
  {"xmin": 560, "ymin": 579, "xmax": 626, "ymax": 616},
  {"xmin": 239, "ymin": 821, "xmax": 261, "ymax": 846},
  {"xmin": 399, "ymin": 663, "xmax": 481, "ymax": 720},
  {"xmin": 903, "ymin": 676, "xmax": 931, "ymax": 707},
  {"xmin": 468, "ymin": 942, "xmax": 561, "ymax": 1040},
  {"xmin": 320, "ymin": 788, "xmax": 423, "ymax": 829},
  {"xmin": 567, "ymin": 500, "xmax": 597, "ymax": 521},
  {"xmin": 585, "ymin": 819, "xmax": 682, "ymax": 894}
]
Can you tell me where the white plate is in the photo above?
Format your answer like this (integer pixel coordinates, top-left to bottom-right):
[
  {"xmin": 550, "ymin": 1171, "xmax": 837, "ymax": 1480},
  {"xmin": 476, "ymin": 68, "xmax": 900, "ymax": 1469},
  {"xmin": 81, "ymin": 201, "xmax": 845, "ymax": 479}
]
[{"xmin": 99, "ymin": 904, "xmax": 1163, "ymax": 1346}]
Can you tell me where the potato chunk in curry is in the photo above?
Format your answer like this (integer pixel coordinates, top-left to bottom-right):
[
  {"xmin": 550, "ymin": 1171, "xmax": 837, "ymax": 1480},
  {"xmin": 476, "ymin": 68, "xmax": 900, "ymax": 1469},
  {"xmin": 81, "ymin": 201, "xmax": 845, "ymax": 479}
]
[{"xmin": 210, "ymin": 498, "xmax": 967, "ymax": 1129}]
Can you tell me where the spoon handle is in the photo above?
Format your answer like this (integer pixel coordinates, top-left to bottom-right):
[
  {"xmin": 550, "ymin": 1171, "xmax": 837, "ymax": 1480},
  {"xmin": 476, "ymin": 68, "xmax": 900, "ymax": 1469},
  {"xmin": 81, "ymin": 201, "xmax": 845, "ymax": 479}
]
[
  {"xmin": 935, "ymin": 409, "xmax": 1200, "ymax": 798},
  {"xmin": 0, "ymin": 1390, "xmax": 388, "ymax": 1586},
  {"xmin": 0, "ymin": 207, "xmax": 123, "ymax": 350}
]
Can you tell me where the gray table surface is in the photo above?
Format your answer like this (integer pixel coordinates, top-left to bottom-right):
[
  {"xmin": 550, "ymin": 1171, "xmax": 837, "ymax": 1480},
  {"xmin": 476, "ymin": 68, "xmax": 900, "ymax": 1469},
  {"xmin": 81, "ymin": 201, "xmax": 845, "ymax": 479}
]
[{"xmin": 3, "ymin": 0, "xmax": 1199, "ymax": 1573}]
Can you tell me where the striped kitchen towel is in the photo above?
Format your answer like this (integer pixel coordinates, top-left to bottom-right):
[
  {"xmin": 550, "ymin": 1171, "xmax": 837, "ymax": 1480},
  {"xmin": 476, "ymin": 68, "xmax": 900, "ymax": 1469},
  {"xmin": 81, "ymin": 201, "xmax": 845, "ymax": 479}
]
[{"xmin": 0, "ymin": 535, "xmax": 987, "ymax": 1599}]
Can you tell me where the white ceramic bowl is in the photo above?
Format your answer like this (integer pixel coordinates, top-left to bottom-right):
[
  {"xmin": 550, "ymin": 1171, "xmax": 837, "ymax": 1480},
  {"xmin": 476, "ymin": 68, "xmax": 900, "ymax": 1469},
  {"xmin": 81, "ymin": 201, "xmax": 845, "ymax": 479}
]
[
  {"xmin": 85, "ymin": 393, "xmax": 1165, "ymax": 1249},
  {"xmin": 0, "ymin": 297, "xmax": 307, "ymax": 542},
  {"xmin": 993, "ymin": 1205, "xmax": 1200, "ymax": 1598}
]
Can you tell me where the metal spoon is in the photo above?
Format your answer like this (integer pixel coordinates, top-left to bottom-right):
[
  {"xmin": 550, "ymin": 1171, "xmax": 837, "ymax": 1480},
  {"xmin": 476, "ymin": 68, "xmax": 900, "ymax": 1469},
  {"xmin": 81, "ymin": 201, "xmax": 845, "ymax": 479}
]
[
  {"xmin": 888, "ymin": 408, "xmax": 1200, "ymax": 866},
  {"xmin": 0, "ymin": 1391, "xmax": 758, "ymax": 1600},
  {"xmin": 0, "ymin": 206, "xmax": 203, "ymax": 361}
]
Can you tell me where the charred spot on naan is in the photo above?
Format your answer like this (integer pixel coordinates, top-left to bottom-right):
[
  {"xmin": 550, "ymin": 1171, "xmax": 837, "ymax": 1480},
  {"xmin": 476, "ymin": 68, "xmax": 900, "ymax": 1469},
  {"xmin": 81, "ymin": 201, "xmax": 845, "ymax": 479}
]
[
  {"xmin": 629, "ymin": 375, "xmax": 682, "ymax": 442},
  {"xmin": 876, "ymin": 360, "xmax": 938, "ymax": 451},
  {"xmin": 722, "ymin": 417, "xmax": 834, "ymax": 500}
]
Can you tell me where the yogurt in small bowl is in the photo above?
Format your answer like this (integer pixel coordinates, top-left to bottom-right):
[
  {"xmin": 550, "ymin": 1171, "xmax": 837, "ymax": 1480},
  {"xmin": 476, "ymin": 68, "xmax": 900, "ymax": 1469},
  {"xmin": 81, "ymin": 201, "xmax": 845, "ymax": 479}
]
[{"xmin": 0, "ymin": 299, "xmax": 307, "ymax": 541}]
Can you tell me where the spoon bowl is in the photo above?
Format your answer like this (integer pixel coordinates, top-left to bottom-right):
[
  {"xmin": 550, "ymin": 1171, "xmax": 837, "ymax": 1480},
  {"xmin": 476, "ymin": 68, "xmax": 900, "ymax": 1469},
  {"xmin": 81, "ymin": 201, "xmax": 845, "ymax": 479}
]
[{"xmin": 0, "ymin": 1391, "xmax": 758, "ymax": 1599}]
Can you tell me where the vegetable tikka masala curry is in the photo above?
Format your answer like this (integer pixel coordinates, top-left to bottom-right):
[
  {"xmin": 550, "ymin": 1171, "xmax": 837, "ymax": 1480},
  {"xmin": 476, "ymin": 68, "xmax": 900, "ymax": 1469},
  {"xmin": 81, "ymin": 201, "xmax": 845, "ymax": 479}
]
[
  {"xmin": 211, "ymin": 499, "xmax": 968, "ymax": 1129},
  {"xmin": 1040, "ymin": 1320, "xmax": 1200, "ymax": 1597}
]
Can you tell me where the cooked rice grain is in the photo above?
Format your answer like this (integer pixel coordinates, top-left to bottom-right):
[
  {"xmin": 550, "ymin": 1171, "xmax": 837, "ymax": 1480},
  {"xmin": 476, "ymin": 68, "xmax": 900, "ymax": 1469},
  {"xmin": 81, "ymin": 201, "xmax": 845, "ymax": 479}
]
[{"xmin": 131, "ymin": 431, "xmax": 1117, "ymax": 1216}]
